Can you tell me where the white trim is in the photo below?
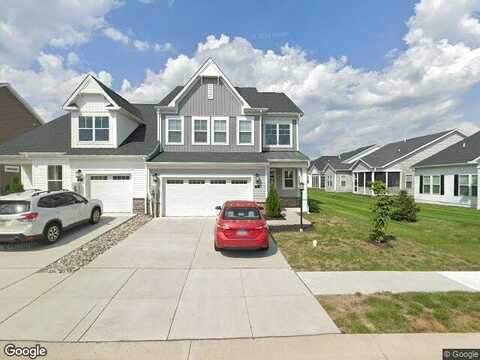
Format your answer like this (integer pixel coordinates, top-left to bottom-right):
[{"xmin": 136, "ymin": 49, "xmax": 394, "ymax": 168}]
[
  {"xmin": 191, "ymin": 116, "xmax": 210, "ymax": 145},
  {"xmin": 263, "ymin": 119, "xmax": 293, "ymax": 148},
  {"xmin": 296, "ymin": 115, "xmax": 300, "ymax": 151},
  {"xmin": 259, "ymin": 113, "xmax": 263, "ymax": 152},
  {"xmin": 0, "ymin": 83, "xmax": 44, "ymax": 124},
  {"xmin": 342, "ymin": 145, "xmax": 380, "ymax": 164},
  {"xmin": 211, "ymin": 116, "xmax": 229, "ymax": 145},
  {"xmin": 282, "ymin": 169, "xmax": 295, "ymax": 190},
  {"xmin": 165, "ymin": 116, "xmax": 184, "ymax": 145},
  {"xmin": 156, "ymin": 109, "xmax": 161, "ymax": 143},
  {"xmin": 236, "ymin": 116, "xmax": 255, "ymax": 146}
]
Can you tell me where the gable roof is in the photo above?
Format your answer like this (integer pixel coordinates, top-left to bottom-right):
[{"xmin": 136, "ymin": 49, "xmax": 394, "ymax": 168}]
[
  {"xmin": 0, "ymin": 104, "xmax": 158, "ymax": 157},
  {"xmin": 414, "ymin": 131, "xmax": 480, "ymax": 167},
  {"xmin": 148, "ymin": 150, "xmax": 308, "ymax": 163},
  {"xmin": 361, "ymin": 130, "xmax": 455, "ymax": 168},
  {"xmin": 338, "ymin": 145, "xmax": 377, "ymax": 163},
  {"xmin": 0, "ymin": 83, "xmax": 44, "ymax": 124},
  {"xmin": 310, "ymin": 145, "xmax": 376, "ymax": 172}
]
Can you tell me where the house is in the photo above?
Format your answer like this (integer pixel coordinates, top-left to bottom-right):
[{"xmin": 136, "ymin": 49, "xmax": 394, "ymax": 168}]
[
  {"xmin": 413, "ymin": 131, "xmax": 480, "ymax": 209},
  {"xmin": 351, "ymin": 130, "xmax": 466, "ymax": 195},
  {"xmin": 308, "ymin": 145, "xmax": 378, "ymax": 191},
  {"xmin": 0, "ymin": 83, "xmax": 44, "ymax": 194},
  {"xmin": 0, "ymin": 58, "xmax": 309, "ymax": 216}
]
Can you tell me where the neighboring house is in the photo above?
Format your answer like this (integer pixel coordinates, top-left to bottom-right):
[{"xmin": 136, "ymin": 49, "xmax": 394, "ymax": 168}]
[
  {"xmin": 351, "ymin": 130, "xmax": 466, "ymax": 195},
  {"xmin": 0, "ymin": 58, "xmax": 309, "ymax": 215},
  {"xmin": 308, "ymin": 145, "xmax": 378, "ymax": 191},
  {"xmin": 0, "ymin": 83, "xmax": 44, "ymax": 194},
  {"xmin": 413, "ymin": 131, "xmax": 480, "ymax": 209}
]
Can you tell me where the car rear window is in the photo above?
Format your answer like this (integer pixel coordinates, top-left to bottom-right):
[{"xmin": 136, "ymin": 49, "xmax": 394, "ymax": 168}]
[
  {"xmin": 223, "ymin": 207, "xmax": 260, "ymax": 220},
  {"xmin": 0, "ymin": 201, "xmax": 30, "ymax": 215}
]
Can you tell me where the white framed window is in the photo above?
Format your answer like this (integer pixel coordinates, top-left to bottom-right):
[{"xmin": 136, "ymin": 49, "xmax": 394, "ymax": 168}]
[
  {"xmin": 4, "ymin": 165, "xmax": 19, "ymax": 173},
  {"xmin": 212, "ymin": 117, "xmax": 229, "ymax": 145},
  {"xmin": 264, "ymin": 121, "xmax": 292, "ymax": 147},
  {"xmin": 166, "ymin": 179, "xmax": 183, "ymax": 184},
  {"xmin": 188, "ymin": 179, "xmax": 205, "ymax": 184},
  {"xmin": 472, "ymin": 175, "xmax": 478, "ymax": 197},
  {"xmin": 207, "ymin": 83, "xmax": 214, "ymax": 100},
  {"xmin": 210, "ymin": 179, "xmax": 227, "ymax": 184},
  {"xmin": 48, "ymin": 165, "xmax": 63, "ymax": 191},
  {"xmin": 422, "ymin": 175, "xmax": 431, "ymax": 194},
  {"xmin": 283, "ymin": 169, "xmax": 295, "ymax": 189},
  {"xmin": 192, "ymin": 117, "xmax": 210, "ymax": 145},
  {"xmin": 459, "ymin": 175, "xmax": 470, "ymax": 196},
  {"xmin": 432, "ymin": 175, "xmax": 441, "ymax": 195},
  {"xmin": 340, "ymin": 175, "xmax": 347, "ymax": 187},
  {"xmin": 236, "ymin": 116, "xmax": 254, "ymax": 145},
  {"xmin": 166, "ymin": 117, "xmax": 184, "ymax": 145},
  {"xmin": 269, "ymin": 170, "xmax": 276, "ymax": 186},
  {"xmin": 405, "ymin": 174, "xmax": 413, "ymax": 189},
  {"xmin": 232, "ymin": 179, "xmax": 248, "ymax": 185},
  {"xmin": 79, "ymin": 116, "xmax": 110, "ymax": 142}
]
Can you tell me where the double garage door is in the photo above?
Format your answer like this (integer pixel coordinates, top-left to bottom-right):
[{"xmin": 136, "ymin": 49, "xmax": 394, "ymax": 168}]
[
  {"xmin": 89, "ymin": 174, "xmax": 132, "ymax": 213},
  {"xmin": 165, "ymin": 178, "xmax": 252, "ymax": 217}
]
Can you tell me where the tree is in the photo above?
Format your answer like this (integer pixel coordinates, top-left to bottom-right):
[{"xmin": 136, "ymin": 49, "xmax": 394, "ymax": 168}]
[
  {"xmin": 265, "ymin": 184, "xmax": 281, "ymax": 218},
  {"xmin": 369, "ymin": 181, "xmax": 393, "ymax": 243},
  {"xmin": 8, "ymin": 176, "xmax": 24, "ymax": 194},
  {"xmin": 391, "ymin": 190, "xmax": 419, "ymax": 222}
]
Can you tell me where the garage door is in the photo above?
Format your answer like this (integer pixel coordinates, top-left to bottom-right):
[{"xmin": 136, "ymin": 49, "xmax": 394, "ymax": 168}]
[
  {"xmin": 89, "ymin": 174, "xmax": 132, "ymax": 213},
  {"xmin": 165, "ymin": 178, "xmax": 252, "ymax": 216}
]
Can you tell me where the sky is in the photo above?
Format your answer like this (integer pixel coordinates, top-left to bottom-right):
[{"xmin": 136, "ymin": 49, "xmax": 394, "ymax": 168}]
[{"xmin": 1, "ymin": 0, "xmax": 480, "ymax": 158}]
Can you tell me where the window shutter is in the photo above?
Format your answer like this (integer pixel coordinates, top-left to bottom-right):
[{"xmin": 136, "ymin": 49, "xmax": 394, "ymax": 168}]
[
  {"xmin": 419, "ymin": 176, "xmax": 423, "ymax": 194},
  {"xmin": 440, "ymin": 175, "xmax": 445, "ymax": 195},
  {"xmin": 454, "ymin": 175, "xmax": 459, "ymax": 196}
]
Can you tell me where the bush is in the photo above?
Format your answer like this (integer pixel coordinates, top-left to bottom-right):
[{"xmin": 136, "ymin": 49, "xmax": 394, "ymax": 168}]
[
  {"xmin": 391, "ymin": 190, "xmax": 419, "ymax": 222},
  {"xmin": 8, "ymin": 176, "xmax": 24, "ymax": 194},
  {"xmin": 265, "ymin": 184, "xmax": 282, "ymax": 218},
  {"xmin": 369, "ymin": 181, "xmax": 393, "ymax": 243},
  {"xmin": 308, "ymin": 197, "xmax": 321, "ymax": 213}
]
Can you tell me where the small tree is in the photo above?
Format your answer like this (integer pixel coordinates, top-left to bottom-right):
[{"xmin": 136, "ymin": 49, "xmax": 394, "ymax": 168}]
[
  {"xmin": 265, "ymin": 184, "xmax": 281, "ymax": 218},
  {"xmin": 391, "ymin": 190, "xmax": 419, "ymax": 222},
  {"xmin": 308, "ymin": 197, "xmax": 321, "ymax": 213},
  {"xmin": 369, "ymin": 181, "xmax": 393, "ymax": 243},
  {"xmin": 8, "ymin": 176, "xmax": 24, "ymax": 194}
]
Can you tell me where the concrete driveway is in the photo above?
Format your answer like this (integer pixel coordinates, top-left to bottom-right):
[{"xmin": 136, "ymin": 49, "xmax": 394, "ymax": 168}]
[{"xmin": 0, "ymin": 218, "xmax": 339, "ymax": 341}]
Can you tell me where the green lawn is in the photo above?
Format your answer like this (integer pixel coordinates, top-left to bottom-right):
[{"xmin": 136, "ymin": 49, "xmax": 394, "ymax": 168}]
[
  {"xmin": 318, "ymin": 292, "xmax": 480, "ymax": 333},
  {"xmin": 274, "ymin": 190, "xmax": 480, "ymax": 271}
]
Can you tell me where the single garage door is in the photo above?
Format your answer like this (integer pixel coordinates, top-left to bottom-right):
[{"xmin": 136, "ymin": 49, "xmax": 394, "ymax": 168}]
[
  {"xmin": 89, "ymin": 174, "xmax": 132, "ymax": 213},
  {"xmin": 165, "ymin": 178, "xmax": 252, "ymax": 216}
]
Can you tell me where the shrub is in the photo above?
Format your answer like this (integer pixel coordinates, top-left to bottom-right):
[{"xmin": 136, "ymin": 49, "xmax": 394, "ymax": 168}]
[
  {"xmin": 308, "ymin": 197, "xmax": 321, "ymax": 213},
  {"xmin": 265, "ymin": 184, "xmax": 282, "ymax": 218},
  {"xmin": 369, "ymin": 181, "xmax": 393, "ymax": 243},
  {"xmin": 391, "ymin": 190, "xmax": 420, "ymax": 222},
  {"xmin": 8, "ymin": 176, "xmax": 24, "ymax": 194}
]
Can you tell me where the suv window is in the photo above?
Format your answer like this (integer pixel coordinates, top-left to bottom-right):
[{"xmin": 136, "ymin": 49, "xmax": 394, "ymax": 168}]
[
  {"xmin": 71, "ymin": 193, "xmax": 87, "ymax": 203},
  {"xmin": 0, "ymin": 201, "xmax": 30, "ymax": 214},
  {"xmin": 37, "ymin": 195, "xmax": 56, "ymax": 208},
  {"xmin": 58, "ymin": 193, "xmax": 76, "ymax": 206}
]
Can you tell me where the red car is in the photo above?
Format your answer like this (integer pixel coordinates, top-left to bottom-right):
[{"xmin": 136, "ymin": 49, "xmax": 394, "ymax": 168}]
[{"xmin": 214, "ymin": 201, "xmax": 269, "ymax": 251}]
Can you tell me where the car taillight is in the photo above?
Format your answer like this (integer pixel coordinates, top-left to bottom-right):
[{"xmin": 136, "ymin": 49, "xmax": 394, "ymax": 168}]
[
  {"xmin": 217, "ymin": 223, "xmax": 231, "ymax": 230},
  {"xmin": 19, "ymin": 212, "xmax": 39, "ymax": 221}
]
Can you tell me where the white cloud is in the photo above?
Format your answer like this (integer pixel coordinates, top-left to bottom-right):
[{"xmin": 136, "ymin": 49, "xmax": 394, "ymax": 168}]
[
  {"xmin": 138, "ymin": 0, "xmax": 176, "ymax": 7},
  {"xmin": 67, "ymin": 52, "xmax": 80, "ymax": 67},
  {"xmin": 133, "ymin": 40, "xmax": 150, "ymax": 51},
  {"xmin": 102, "ymin": 26, "xmax": 130, "ymax": 45},
  {"xmin": 154, "ymin": 42, "xmax": 176, "ymax": 52}
]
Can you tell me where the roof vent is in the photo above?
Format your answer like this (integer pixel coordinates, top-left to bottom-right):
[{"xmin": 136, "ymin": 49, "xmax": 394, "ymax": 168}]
[{"xmin": 462, "ymin": 142, "xmax": 466, "ymax": 148}]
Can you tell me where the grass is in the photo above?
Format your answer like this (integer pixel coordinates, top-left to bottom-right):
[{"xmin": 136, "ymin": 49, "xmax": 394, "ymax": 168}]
[
  {"xmin": 274, "ymin": 190, "xmax": 480, "ymax": 271},
  {"xmin": 318, "ymin": 292, "xmax": 480, "ymax": 333}
]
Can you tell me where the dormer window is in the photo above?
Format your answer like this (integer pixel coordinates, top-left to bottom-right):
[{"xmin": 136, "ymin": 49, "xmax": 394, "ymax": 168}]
[{"xmin": 79, "ymin": 116, "xmax": 110, "ymax": 142}]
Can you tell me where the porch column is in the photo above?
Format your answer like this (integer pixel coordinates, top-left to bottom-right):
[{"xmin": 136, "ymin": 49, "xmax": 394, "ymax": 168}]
[
  {"xmin": 371, "ymin": 171, "xmax": 375, "ymax": 195},
  {"xmin": 301, "ymin": 167, "xmax": 309, "ymax": 213},
  {"xmin": 477, "ymin": 166, "xmax": 480, "ymax": 210},
  {"xmin": 385, "ymin": 171, "xmax": 389, "ymax": 192}
]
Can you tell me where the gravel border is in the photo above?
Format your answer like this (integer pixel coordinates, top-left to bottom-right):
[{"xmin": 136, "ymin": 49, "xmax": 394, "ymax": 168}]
[{"xmin": 40, "ymin": 214, "xmax": 151, "ymax": 273}]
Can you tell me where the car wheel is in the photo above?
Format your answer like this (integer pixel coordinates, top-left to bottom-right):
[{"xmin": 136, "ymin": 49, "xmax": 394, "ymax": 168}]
[
  {"xmin": 260, "ymin": 244, "xmax": 269, "ymax": 251},
  {"xmin": 214, "ymin": 243, "xmax": 221, "ymax": 251},
  {"xmin": 41, "ymin": 222, "xmax": 62, "ymax": 245},
  {"xmin": 89, "ymin": 207, "xmax": 101, "ymax": 224}
]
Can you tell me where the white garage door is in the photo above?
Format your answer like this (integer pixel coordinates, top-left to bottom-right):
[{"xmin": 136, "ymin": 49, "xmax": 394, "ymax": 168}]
[
  {"xmin": 165, "ymin": 178, "xmax": 252, "ymax": 217},
  {"xmin": 89, "ymin": 174, "xmax": 132, "ymax": 213}
]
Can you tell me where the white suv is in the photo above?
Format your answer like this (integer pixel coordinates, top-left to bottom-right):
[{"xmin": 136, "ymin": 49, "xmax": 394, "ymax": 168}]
[{"xmin": 0, "ymin": 190, "xmax": 103, "ymax": 245}]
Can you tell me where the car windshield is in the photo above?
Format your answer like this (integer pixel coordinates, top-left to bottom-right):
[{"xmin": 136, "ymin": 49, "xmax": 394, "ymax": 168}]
[
  {"xmin": 223, "ymin": 207, "xmax": 260, "ymax": 220},
  {"xmin": 0, "ymin": 201, "xmax": 30, "ymax": 215}
]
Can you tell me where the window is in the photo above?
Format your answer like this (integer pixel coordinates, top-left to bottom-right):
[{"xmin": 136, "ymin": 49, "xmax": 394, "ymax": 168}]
[
  {"xmin": 237, "ymin": 117, "xmax": 253, "ymax": 145},
  {"xmin": 459, "ymin": 175, "xmax": 469, "ymax": 196},
  {"xmin": 207, "ymin": 83, "xmax": 214, "ymax": 100},
  {"xmin": 0, "ymin": 201, "xmax": 30, "ymax": 214},
  {"xmin": 166, "ymin": 179, "xmax": 183, "ymax": 184},
  {"xmin": 223, "ymin": 207, "xmax": 260, "ymax": 220},
  {"xmin": 283, "ymin": 170, "xmax": 294, "ymax": 189},
  {"xmin": 212, "ymin": 117, "xmax": 228, "ymax": 144},
  {"xmin": 47, "ymin": 165, "xmax": 62, "ymax": 191},
  {"xmin": 432, "ymin": 175, "xmax": 441, "ymax": 195},
  {"xmin": 4, "ymin": 165, "xmax": 19, "ymax": 173},
  {"xmin": 472, "ymin": 175, "xmax": 478, "ymax": 197},
  {"xmin": 79, "ymin": 116, "xmax": 109, "ymax": 142},
  {"xmin": 326, "ymin": 175, "xmax": 333, "ymax": 188},
  {"xmin": 188, "ymin": 179, "xmax": 205, "ymax": 184},
  {"xmin": 193, "ymin": 117, "xmax": 209, "ymax": 144},
  {"xmin": 71, "ymin": 193, "xmax": 87, "ymax": 203},
  {"xmin": 340, "ymin": 175, "xmax": 347, "ymax": 187},
  {"xmin": 422, "ymin": 175, "xmax": 431, "ymax": 194},
  {"xmin": 167, "ymin": 118, "xmax": 183, "ymax": 144},
  {"xmin": 264, "ymin": 122, "xmax": 292, "ymax": 146},
  {"xmin": 210, "ymin": 179, "xmax": 227, "ymax": 184},
  {"xmin": 269, "ymin": 170, "xmax": 276, "ymax": 185},
  {"xmin": 405, "ymin": 175, "xmax": 413, "ymax": 189},
  {"xmin": 113, "ymin": 175, "xmax": 130, "ymax": 181},
  {"xmin": 90, "ymin": 175, "xmax": 108, "ymax": 180},
  {"xmin": 37, "ymin": 196, "xmax": 56, "ymax": 208},
  {"xmin": 231, "ymin": 179, "xmax": 248, "ymax": 184}
]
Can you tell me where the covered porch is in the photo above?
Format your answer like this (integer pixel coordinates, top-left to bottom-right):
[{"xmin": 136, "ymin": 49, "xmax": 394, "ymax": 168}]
[{"xmin": 353, "ymin": 170, "xmax": 401, "ymax": 195}]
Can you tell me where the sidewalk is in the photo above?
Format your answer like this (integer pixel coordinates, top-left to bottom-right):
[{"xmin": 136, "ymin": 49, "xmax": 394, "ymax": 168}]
[
  {"xmin": 2, "ymin": 333, "xmax": 478, "ymax": 360},
  {"xmin": 267, "ymin": 208, "xmax": 313, "ymax": 232},
  {"xmin": 298, "ymin": 271, "xmax": 480, "ymax": 295}
]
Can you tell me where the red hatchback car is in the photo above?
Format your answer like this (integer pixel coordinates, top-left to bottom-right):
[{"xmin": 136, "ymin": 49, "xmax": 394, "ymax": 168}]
[{"xmin": 214, "ymin": 201, "xmax": 269, "ymax": 251}]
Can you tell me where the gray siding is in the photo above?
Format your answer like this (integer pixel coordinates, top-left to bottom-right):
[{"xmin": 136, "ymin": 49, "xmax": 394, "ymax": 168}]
[
  {"xmin": 262, "ymin": 117, "xmax": 298, "ymax": 152},
  {"xmin": 162, "ymin": 114, "xmax": 259, "ymax": 152},
  {"xmin": 271, "ymin": 168, "xmax": 300, "ymax": 198},
  {"xmin": 178, "ymin": 78, "xmax": 242, "ymax": 116},
  {"xmin": 335, "ymin": 171, "xmax": 353, "ymax": 192}
]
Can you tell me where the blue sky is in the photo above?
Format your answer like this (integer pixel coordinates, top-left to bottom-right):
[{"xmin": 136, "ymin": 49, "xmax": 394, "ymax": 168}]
[{"xmin": 1, "ymin": 0, "xmax": 480, "ymax": 157}]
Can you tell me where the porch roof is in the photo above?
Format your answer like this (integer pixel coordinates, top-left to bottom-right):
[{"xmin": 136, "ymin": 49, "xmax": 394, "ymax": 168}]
[{"xmin": 148, "ymin": 151, "xmax": 309, "ymax": 164}]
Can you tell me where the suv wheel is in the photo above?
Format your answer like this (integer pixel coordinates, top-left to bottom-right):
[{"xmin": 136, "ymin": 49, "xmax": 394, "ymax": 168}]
[
  {"xmin": 89, "ymin": 207, "xmax": 101, "ymax": 224},
  {"xmin": 41, "ymin": 222, "xmax": 62, "ymax": 245}
]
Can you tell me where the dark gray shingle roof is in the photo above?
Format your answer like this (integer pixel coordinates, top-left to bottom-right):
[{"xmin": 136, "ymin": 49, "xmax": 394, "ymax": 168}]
[
  {"xmin": 0, "ymin": 104, "xmax": 158, "ymax": 156},
  {"xmin": 414, "ymin": 131, "xmax": 480, "ymax": 167},
  {"xmin": 361, "ymin": 130, "xmax": 452, "ymax": 168},
  {"xmin": 310, "ymin": 145, "xmax": 375, "ymax": 171},
  {"xmin": 158, "ymin": 86, "xmax": 303, "ymax": 113},
  {"xmin": 149, "ymin": 151, "xmax": 309, "ymax": 163}
]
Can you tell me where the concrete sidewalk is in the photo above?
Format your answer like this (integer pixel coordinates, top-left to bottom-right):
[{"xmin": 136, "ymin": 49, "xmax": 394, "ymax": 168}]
[
  {"xmin": 298, "ymin": 271, "xmax": 480, "ymax": 295},
  {"xmin": 1, "ymin": 333, "xmax": 478, "ymax": 360}
]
